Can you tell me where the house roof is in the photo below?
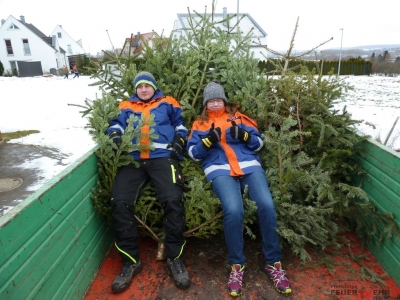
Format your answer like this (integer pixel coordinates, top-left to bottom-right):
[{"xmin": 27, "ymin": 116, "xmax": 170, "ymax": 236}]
[
  {"xmin": 176, "ymin": 13, "xmax": 267, "ymax": 38},
  {"xmin": 10, "ymin": 16, "xmax": 57, "ymax": 51},
  {"xmin": 24, "ymin": 22, "xmax": 47, "ymax": 38},
  {"xmin": 124, "ymin": 32, "xmax": 155, "ymax": 45},
  {"xmin": 52, "ymin": 25, "xmax": 86, "ymax": 52},
  {"xmin": 122, "ymin": 32, "xmax": 156, "ymax": 54}
]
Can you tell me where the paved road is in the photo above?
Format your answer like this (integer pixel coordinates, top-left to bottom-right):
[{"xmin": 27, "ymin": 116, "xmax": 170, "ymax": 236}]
[{"xmin": 0, "ymin": 142, "xmax": 65, "ymax": 217}]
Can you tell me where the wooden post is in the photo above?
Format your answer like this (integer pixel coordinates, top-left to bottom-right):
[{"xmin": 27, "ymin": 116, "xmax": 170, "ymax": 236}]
[{"xmin": 384, "ymin": 116, "xmax": 399, "ymax": 146}]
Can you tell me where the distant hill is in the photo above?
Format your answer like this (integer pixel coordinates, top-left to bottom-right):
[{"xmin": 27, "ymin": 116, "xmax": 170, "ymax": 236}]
[
  {"xmin": 331, "ymin": 44, "xmax": 400, "ymax": 51},
  {"xmin": 269, "ymin": 45, "xmax": 400, "ymax": 60}
]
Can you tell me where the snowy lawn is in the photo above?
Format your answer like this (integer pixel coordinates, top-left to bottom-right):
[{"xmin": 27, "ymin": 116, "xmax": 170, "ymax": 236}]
[{"xmin": 337, "ymin": 75, "xmax": 400, "ymax": 149}]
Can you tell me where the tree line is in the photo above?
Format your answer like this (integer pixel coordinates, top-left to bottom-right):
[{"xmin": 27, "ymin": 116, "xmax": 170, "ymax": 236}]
[{"xmin": 258, "ymin": 58, "xmax": 375, "ymax": 76}]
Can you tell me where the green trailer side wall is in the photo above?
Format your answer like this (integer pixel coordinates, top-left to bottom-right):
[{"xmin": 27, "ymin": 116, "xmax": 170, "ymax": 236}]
[
  {"xmin": 0, "ymin": 148, "xmax": 114, "ymax": 300},
  {"xmin": 1, "ymin": 137, "xmax": 399, "ymax": 299},
  {"xmin": 355, "ymin": 138, "xmax": 400, "ymax": 284}
]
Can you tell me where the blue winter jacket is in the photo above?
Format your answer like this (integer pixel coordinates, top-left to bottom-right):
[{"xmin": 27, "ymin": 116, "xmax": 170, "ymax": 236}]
[
  {"xmin": 187, "ymin": 108, "xmax": 265, "ymax": 182},
  {"xmin": 106, "ymin": 90, "xmax": 188, "ymax": 160}
]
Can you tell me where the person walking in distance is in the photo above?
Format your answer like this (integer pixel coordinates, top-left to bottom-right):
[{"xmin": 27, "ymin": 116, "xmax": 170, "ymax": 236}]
[
  {"xmin": 63, "ymin": 65, "xmax": 69, "ymax": 79},
  {"xmin": 72, "ymin": 65, "xmax": 79, "ymax": 78}
]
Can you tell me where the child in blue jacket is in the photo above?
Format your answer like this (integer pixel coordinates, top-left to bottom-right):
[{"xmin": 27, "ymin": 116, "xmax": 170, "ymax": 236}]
[{"xmin": 187, "ymin": 80, "xmax": 291, "ymax": 297}]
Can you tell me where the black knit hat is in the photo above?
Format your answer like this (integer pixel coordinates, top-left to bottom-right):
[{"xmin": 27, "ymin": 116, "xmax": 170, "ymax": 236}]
[{"xmin": 203, "ymin": 81, "xmax": 227, "ymax": 105}]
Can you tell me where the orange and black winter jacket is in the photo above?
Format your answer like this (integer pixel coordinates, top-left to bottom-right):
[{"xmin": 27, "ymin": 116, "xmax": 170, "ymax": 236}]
[
  {"xmin": 187, "ymin": 108, "xmax": 265, "ymax": 182},
  {"xmin": 106, "ymin": 90, "xmax": 188, "ymax": 160}
]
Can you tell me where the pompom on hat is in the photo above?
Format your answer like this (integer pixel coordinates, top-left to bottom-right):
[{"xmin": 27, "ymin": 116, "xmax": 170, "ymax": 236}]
[
  {"xmin": 134, "ymin": 71, "xmax": 158, "ymax": 91},
  {"xmin": 203, "ymin": 80, "xmax": 227, "ymax": 105}
]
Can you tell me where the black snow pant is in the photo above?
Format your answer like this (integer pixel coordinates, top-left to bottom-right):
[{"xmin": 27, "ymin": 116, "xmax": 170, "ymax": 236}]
[{"xmin": 110, "ymin": 157, "xmax": 186, "ymax": 264}]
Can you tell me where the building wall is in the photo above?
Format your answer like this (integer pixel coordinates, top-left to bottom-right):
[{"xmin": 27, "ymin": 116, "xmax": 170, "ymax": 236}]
[
  {"xmin": 51, "ymin": 25, "xmax": 85, "ymax": 57},
  {"xmin": 0, "ymin": 16, "xmax": 59, "ymax": 73},
  {"xmin": 120, "ymin": 33, "xmax": 155, "ymax": 57},
  {"xmin": 50, "ymin": 34, "xmax": 68, "ymax": 69},
  {"xmin": 173, "ymin": 13, "xmax": 269, "ymax": 61}
]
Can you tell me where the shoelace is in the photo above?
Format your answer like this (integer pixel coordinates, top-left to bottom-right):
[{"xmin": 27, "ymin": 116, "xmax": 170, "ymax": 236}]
[
  {"xmin": 268, "ymin": 267, "xmax": 287, "ymax": 285},
  {"xmin": 173, "ymin": 259, "xmax": 184, "ymax": 274},
  {"xmin": 119, "ymin": 264, "xmax": 131, "ymax": 277},
  {"xmin": 228, "ymin": 267, "xmax": 244, "ymax": 284}
]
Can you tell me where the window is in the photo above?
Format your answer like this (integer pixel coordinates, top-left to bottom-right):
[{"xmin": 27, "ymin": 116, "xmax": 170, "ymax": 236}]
[
  {"xmin": 22, "ymin": 39, "xmax": 31, "ymax": 55},
  {"xmin": 5, "ymin": 39, "xmax": 13, "ymax": 55},
  {"xmin": 8, "ymin": 23, "xmax": 19, "ymax": 29},
  {"xmin": 67, "ymin": 44, "xmax": 72, "ymax": 54},
  {"xmin": 58, "ymin": 32, "xmax": 62, "ymax": 38}
]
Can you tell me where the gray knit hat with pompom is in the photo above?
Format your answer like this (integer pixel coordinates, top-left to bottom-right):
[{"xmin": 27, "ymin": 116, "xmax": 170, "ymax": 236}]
[{"xmin": 203, "ymin": 80, "xmax": 228, "ymax": 105}]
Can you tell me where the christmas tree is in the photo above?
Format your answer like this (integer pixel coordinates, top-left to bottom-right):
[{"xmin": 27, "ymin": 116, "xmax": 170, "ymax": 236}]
[{"xmin": 77, "ymin": 1, "xmax": 398, "ymax": 262}]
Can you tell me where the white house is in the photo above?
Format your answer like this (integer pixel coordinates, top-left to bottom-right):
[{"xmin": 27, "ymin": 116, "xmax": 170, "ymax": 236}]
[
  {"xmin": 0, "ymin": 15, "xmax": 63, "ymax": 75},
  {"xmin": 0, "ymin": 15, "xmax": 85, "ymax": 76},
  {"xmin": 173, "ymin": 7, "xmax": 268, "ymax": 61},
  {"xmin": 50, "ymin": 25, "xmax": 85, "ymax": 61}
]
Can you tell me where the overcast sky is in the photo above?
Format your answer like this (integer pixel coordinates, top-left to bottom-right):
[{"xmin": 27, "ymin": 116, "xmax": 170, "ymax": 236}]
[{"xmin": 1, "ymin": 0, "xmax": 399, "ymax": 55}]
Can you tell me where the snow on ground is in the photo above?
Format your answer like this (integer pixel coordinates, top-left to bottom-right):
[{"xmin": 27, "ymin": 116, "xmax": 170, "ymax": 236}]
[
  {"xmin": 0, "ymin": 74, "xmax": 399, "ymax": 213},
  {"xmin": 1, "ymin": 75, "xmax": 99, "ymax": 206},
  {"xmin": 337, "ymin": 75, "xmax": 400, "ymax": 149},
  {"xmin": 1, "ymin": 75, "xmax": 99, "ymax": 161}
]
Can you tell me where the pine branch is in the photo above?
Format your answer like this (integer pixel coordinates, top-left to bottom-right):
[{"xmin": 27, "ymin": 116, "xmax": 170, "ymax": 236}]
[
  {"xmin": 184, "ymin": 211, "xmax": 223, "ymax": 237},
  {"xmin": 135, "ymin": 214, "xmax": 161, "ymax": 243}
]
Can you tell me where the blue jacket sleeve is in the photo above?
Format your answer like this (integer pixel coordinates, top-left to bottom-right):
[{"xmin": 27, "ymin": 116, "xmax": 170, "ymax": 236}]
[
  {"xmin": 187, "ymin": 124, "xmax": 209, "ymax": 161},
  {"xmin": 169, "ymin": 99, "xmax": 188, "ymax": 139},
  {"xmin": 244, "ymin": 127, "xmax": 264, "ymax": 152},
  {"xmin": 106, "ymin": 109, "xmax": 128, "ymax": 135}
]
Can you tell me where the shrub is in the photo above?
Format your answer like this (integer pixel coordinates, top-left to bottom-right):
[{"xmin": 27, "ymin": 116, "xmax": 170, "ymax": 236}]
[{"xmin": 0, "ymin": 60, "xmax": 4, "ymax": 76}]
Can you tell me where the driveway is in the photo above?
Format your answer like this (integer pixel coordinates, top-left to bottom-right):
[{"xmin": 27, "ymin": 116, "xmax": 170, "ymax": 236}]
[{"xmin": 0, "ymin": 142, "xmax": 66, "ymax": 216}]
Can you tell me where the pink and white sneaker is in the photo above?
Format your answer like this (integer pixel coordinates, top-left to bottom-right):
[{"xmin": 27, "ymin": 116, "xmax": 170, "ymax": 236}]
[
  {"xmin": 263, "ymin": 261, "xmax": 291, "ymax": 294},
  {"xmin": 227, "ymin": 264, "xmax": 245, "ymax": 297}
]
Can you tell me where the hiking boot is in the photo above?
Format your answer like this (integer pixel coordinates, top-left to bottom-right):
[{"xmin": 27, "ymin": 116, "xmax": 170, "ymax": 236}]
[
  {"xmin": 167, "ymin": 257, "xmax": 191, "ymax": 289},
  {"xmin": 227, "ymin": 264, "xmax": 245, "ymax": 297},
  {"xmin": 263, "ymin": 261, "xmax": 291, "ymax": 294},
  {"xmin": 112, "ymin": 260, "xmax": 143, "ymax": 293}
]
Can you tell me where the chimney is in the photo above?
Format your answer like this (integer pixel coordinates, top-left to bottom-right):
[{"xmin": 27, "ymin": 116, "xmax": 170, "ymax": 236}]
[
  {"xmin": 20, "ymin": 15, "xmax": 25, "ymax": 23},
  {"xmin": 52, "ymin": 35, "xmax": 56, "ymax": 47},
  {"xmin": 132, "ymin": 32, "xmax": 141, "ymax": 47},
  {"xmin": 223, "ymin": 7, "xmax": 227, "ymax": 27},
  {"xmin": 1, "ymin": 19, "xmax": 5, "ymax": 26}
]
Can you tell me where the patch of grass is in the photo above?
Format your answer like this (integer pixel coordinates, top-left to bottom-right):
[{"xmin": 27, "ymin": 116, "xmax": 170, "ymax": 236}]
[{"xmin": 1, "ymin": 130, "xmax": 40, "ymax": 142}]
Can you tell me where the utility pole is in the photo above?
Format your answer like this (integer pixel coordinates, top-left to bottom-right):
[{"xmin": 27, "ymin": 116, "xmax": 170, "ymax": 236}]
[
  {"xmin": 237, "ymin": 0, "xmax": 240, "ymax": 57},
  {"xmin": 338, "ymin": 28, "xmax": 344, "ymax": 76},
  {"xmin": 237, "ymin": 0, "xmax": 239, "ymax": 31}
]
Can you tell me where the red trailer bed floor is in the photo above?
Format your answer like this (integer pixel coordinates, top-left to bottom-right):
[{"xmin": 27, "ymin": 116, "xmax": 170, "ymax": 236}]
[{"xmin": 84, "ymin": 231, "xmax": 400, "ymax": 299}]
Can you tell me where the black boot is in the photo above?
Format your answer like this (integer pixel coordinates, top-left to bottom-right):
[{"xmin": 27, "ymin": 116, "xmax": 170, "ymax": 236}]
[
  {"xmin": 167, "ymin": 257, "xmax": 191, "ymax": 289},
  {"xmin": 111, "ymin": 259, "xmax": 143, "ymax": 293}
]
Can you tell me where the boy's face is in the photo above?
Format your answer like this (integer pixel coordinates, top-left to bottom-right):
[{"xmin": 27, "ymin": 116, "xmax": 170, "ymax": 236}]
[{"xmin": 136, "ymin": 83, "xmax": 155, "ymax": 101}]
